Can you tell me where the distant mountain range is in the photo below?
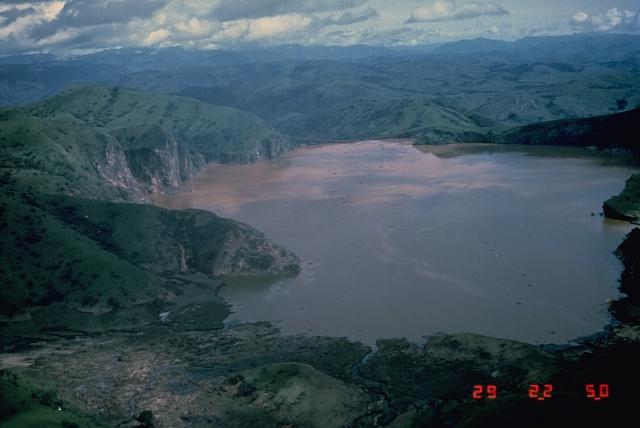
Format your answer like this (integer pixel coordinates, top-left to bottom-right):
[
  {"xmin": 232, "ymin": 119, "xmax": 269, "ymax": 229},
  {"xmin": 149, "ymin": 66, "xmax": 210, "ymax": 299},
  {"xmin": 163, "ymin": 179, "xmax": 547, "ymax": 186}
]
[{"xmin": 1, "ymin": 32, "xmax": 639, "ymax": 141}]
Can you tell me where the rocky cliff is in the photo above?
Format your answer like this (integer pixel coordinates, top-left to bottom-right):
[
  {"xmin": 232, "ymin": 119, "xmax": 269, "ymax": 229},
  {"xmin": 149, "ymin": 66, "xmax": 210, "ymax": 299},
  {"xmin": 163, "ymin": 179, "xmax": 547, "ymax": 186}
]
[
  {"xmin": 603, "ymin": 174, "xmax": 640, "ymax": 223},
  {"xmin": 6, "ymin": 86, "xmax": 294, "ymax": 202}
]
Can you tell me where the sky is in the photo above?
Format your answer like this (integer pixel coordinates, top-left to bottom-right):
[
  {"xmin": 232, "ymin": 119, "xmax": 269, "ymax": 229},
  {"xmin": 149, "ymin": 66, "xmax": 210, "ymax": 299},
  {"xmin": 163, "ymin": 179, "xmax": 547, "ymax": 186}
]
[{"xmin": 0, "ymin": 0, "xmax": 639, "ymax": 55}]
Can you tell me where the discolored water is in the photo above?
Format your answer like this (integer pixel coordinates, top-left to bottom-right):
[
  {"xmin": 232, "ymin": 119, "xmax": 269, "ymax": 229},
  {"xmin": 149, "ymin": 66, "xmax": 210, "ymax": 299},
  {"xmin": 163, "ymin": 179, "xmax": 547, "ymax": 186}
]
[{"xmin": 154, "ymin": 141, "xmax": 638, "ymax": 345}]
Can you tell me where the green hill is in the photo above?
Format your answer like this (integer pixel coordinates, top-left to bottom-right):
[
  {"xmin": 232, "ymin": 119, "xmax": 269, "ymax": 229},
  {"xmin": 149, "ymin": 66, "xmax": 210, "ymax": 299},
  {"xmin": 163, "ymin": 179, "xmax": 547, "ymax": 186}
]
[
  {"xmin": 276, "ymin": 97, "xmax": 487, "ymax": 142},
  {"xmin": 1, "ymin": 86, "xmax": 294, "ymax": 202},
  {"xmin": 0, "ymin": 87, "xmax": 300, "ymax": 336},
  {"xmin": 0, "ymin": 185, "xmax": 298, "ymax": 329},
  {"xmin": 29, "ymin": 86, "xmax": 292, "ymax": 163}
]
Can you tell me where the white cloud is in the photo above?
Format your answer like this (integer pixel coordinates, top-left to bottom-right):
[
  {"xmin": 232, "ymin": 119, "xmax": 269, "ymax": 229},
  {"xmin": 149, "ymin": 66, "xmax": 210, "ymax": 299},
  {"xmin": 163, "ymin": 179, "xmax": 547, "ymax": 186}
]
[
  {"xmin": 205, "ymin": 13, "xmax": 314, "ymax": 43},
  {"xmin": 175, "ymin": 17, "xmax": 211, "ymax": 37},
  {"xmin": 143, "ymin": 28, "xmax": 171, "ymax": 45},
  {"xmin": 570, "ymin": 7, "xmax": 640, "ymax": 33},
  {"xmin": 210, "ymin": 0, "xmax": 366, "ymax": 22},
  {"xmin": 407, "ymin": 0, "xmax": 508, "ymax": 23},
  {"xmin": 320, "ymin": 7, "xmax": 379, "ymax": 26},
  {"xmin": 246, "ymin": 14, "xmax": 312, "ymax": 40},
  {"xmin": 213, "ymin": 21, "xmax": 249, "ymax": 42},
  {"xmin": 572, "ymin": 11, "xmax": 589, "ymax": 24}
]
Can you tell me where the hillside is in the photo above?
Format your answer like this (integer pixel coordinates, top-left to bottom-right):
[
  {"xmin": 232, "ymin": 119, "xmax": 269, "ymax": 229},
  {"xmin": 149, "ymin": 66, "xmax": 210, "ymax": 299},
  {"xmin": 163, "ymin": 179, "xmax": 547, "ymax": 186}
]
[
  {"xmin": 489, "ymin": 107, "xmax": 640, "ymax": 151},
  {"xmin": 0, "ymin": 184, "xmax": 298, "ymax": 330},
  {"xmin": 0, "ymin": 86, "xmax": 293, "ymax": 203},
  {"xmin": 275, "ymin": 97, "xmax": 487, "ymax": 142},
  {"xmin": 0, "ymin": 87, "xmax": 300, "ymax": 336},
  {"xmin": 28, "ymin": 86, "xmax": 292, "ymax": 164}
]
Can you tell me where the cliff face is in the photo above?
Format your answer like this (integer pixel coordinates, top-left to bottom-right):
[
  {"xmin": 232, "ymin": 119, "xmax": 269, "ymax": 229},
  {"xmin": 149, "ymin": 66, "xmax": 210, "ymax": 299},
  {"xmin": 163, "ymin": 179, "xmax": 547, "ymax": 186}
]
[
  {"xmin": 603, "ymin": 174, "xmax": 640, "ymax": 223},
  {"xmin": 210, "ymin": 220, "xmax": 300, "ymax": 276},
  {"xmin": 123, "ymin": 125, "xmax": 184, "ymax": 190}
]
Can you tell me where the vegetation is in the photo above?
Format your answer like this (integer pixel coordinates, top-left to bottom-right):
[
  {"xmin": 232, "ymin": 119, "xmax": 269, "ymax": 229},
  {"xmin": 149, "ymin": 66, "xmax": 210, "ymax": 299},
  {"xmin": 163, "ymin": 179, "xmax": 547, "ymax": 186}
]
[
  {"xmin": 0, "ymin": 371, "xmax": 108, "ymax": 428},
  {"xmin": 0, "ymin": 86, "xmax": 299, "ymax": 336},
  {"xmin": 603, "ymin": 174, "xmax": 640, "ymax": 222},
  {"xmin": 2, "ymin": 34, "xmax": 639, "ymax": 144}
]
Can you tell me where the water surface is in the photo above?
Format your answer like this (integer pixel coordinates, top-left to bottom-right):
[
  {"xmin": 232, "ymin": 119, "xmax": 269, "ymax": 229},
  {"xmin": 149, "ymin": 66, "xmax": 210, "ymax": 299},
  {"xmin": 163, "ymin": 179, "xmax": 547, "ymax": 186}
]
[{"xmin": 155, "ymin": 142, "xmax": 637, "ymax": 345}]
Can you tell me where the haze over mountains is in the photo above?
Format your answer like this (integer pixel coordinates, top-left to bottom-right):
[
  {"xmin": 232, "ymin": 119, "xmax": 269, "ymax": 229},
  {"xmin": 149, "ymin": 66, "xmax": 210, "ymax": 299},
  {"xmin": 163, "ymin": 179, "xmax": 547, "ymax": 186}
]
[{"xmin": 2, "ymin": 33, "xmax": 639, "ymax": 145}]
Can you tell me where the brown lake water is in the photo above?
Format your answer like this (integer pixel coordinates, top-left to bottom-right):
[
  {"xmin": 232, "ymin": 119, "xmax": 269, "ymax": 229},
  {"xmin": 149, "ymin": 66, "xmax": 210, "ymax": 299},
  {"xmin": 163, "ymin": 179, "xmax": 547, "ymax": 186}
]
[{"xmin": 154, "ymin": 142, "xmax": 638, "ymax": 345}]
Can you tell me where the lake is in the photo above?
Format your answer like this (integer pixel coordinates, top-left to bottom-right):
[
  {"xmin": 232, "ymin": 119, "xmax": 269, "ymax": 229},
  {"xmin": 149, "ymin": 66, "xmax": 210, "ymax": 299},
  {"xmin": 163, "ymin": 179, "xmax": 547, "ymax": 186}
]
[{"xmin": 154, "ymin": 141, "xmax": 638, "ymax": 345}]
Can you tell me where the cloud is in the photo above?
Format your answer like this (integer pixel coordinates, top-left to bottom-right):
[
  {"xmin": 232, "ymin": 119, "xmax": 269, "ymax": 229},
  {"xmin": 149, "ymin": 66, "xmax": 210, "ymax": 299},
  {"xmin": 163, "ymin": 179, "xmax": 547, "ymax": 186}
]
[
  {"xmin": 322, "ymin": 7, "xmax": 378, "ymax": 26},
  {"xmin": 30, "ymin": 0, "xmax": 169, "ymax": 39},
  {"xmin": 406, "ymin": 0, "xmax": 508, "ymax": 23},
  {"xmin": 0, "ymin": 1, "xmax": 66, "ymax": 54},
  {"xmin": 174, "ymin": 17, "xmax": 212, "ymax": 37},
  {"xmin": 572, "ymin": 11, "xmax": 590, "ymax": 24},
  {"xmin": 570, "ymin": 8, "xmax": 640, "ymax": 33},
  {"xmin": 143, "ymin": 28, "xmax": 171, "ymax": 45},
  {"xmin": 0, "ymin": 1, "xmax": 171, "ymax": 54},
  {"xmin": 517, "ymin": 23, "xmax": 562, "ymax": 38},
  {"xmin": 325, "ymin": 26, "xmax": 445, "ymax": 46},
  {"xmin": 204, "ymin": 13, "xmax": 313, "ymax": 44},
  {"xmin": 210, "ymin": 0, "xmax": 366, "ymax": 22},
  {"xmin": 0, "ymin": 6, "xmax": 35, "ymax": 25},
  {"xmin": 246, "ymin": 14, "xmax": 313, "ymax": 40}
]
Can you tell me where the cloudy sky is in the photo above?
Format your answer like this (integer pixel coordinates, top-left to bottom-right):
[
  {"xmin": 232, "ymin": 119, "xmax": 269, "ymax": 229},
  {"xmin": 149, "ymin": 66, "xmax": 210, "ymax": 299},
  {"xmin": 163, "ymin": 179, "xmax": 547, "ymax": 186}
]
[{"xmin": 0, "ymin": 0, "xmax": 639, "ymax": 54}]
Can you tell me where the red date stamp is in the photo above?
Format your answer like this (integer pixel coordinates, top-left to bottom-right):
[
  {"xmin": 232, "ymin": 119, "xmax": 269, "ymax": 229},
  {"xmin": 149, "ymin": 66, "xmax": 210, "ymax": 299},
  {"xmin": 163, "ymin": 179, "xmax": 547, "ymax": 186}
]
[
  {"xmin": 472, "ymin": 384, "xmax": 497, "ymax": 400},
  {"xmin": 528, "ymin": 384, "xmax": 553, "ymax": 401},
  {"xmin": 585, "ymin": 384, "xmax": 609, "ymax": 401},
  {"xmin": 470, "ymin": 383, "xmax": 610, "ymax": 401}
]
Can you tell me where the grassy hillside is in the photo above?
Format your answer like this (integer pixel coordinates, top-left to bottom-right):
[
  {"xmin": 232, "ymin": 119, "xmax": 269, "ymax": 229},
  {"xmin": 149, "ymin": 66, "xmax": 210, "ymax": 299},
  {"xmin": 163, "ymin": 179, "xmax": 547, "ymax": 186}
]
[
  {"xmin": 0, "ymin": 87, "xmax": 300, "ymax": 336},
  {"xmin": 0, "ymin": 110, "xmax": 142, "ymax": 200},
  {"xmin": 0, "ymin": 178, "xmax": 298, "ymax": 334},
  {"xmin": 29, "ymin": 86, "xmax": 291, "ymax": 163},
  {"xmin": 275, "ymin": 97, "xmax": 487, "ymax": 142},
  {"xmin": 0, "ymin": 86, "xmax": 294, "ymax": 203}
]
